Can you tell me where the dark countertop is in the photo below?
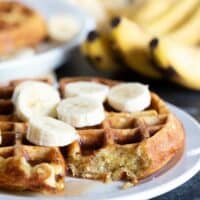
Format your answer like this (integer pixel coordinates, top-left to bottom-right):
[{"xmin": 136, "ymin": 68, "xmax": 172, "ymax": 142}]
[{"xmin": 56, "ymin": 48, "xmax": 200, "ymax": 200}]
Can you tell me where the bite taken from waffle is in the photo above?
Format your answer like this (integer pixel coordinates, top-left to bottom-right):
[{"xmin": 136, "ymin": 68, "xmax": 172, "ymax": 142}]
[{"xmin": 0, "ymin": 76, "xmax": 185, "ymax": 193}]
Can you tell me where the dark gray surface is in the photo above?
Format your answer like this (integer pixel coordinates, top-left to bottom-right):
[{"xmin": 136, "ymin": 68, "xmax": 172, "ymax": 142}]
[{"xmin": 56, "ymin": 49, "xmax": 200, "ymax": 200}]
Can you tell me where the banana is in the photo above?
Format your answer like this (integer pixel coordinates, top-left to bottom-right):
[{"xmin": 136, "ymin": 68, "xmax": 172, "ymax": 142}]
[
  {"xmin": 27, "ymin": 116, "xmax": 79, "ymax": 146},
  {"xmin": 48, "ymin": 14, "xmax": 80, "ymax": 42},
  {"xmin": 167, "ymin": 7, "xmax": 200, "ymax": 45},
  {"xmin": 110, "ymin": 16, "xmax": 161, "ymax": 79},
  {"xmin": 81, "ymin": 30, "xmax": 120, "ymax": 72},
  {"xmin": 133, "ymin": 0, "xmax": 176, "ymax": 25},
  {"xmin": 107, "ymin": 83, "xmax": 151, "ymax": 112},
  {"xmin": 12, "ymin": 81, "xmax": 60, "ymax": 121},
  {"xmin": 57, "ymin": 96, "xmax": 105, "ymax": 128},
  {"xmin": 145, "ymin": 0, "xmax": 200, "ymax": 35},
  {"xmin": 12, "ymin": 81, "xmax": 38, "ymax": 103},
  {"xmin": 150, "ymin": 38, "xmax": 200, "ymax": 90},
  {"xmin": 63, "ymin": 81, "xmax": 109, "ymax": 103}
]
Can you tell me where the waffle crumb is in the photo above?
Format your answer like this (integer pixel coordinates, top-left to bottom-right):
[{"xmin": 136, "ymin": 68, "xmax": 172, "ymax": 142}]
[{"xmin": 122, "ymin": 182, "xmax": 134, "ymax": 189}]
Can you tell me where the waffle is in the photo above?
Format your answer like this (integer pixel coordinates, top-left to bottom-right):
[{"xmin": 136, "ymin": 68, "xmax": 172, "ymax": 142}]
[
  {"xmin": 0, "ymin": 78, "xmax": 65, "ymax": 193},
  {"xmin": 0, "ymin": 76, "xmax": 185, "ymax": 193},
  {"xmin": 0, "ymin": 1, "xmax": 47, "ymax": 56},
  {"xmin": 60, "ymin": 77, "xmax": 185, "ymax": 186}
]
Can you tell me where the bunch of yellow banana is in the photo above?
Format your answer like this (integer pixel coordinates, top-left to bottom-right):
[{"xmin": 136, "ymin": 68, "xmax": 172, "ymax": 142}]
[
  {"xmin": 81, "ymin": 0, "xmax": 200, "ymax": 90},
  {"xmin": 81, "ymin": 31, "xmax": 120, "ymax": 72}
]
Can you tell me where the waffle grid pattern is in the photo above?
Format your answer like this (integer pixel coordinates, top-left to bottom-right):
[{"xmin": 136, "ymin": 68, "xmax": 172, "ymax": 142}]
[
  {"xmin": 60, "ymin": 77, "xmax": 174, "ymax": 185},
  {"xmin": 0, "ymin": 78, "xmax": 65, "ymax": 193},
  {"xmin": 0, "ymin": 77, "xmax": 184, "ymax": 192}
]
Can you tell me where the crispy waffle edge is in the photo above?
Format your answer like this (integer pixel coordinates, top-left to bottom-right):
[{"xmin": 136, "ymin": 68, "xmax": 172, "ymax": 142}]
[{"xmin": 59, "ymin": 77, "xmax": 185, "ymax": 186}]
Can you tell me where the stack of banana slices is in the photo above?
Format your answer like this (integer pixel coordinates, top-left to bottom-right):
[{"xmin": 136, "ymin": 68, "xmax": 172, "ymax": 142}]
[
  {"xmin": 81, "ymin": 0, "xmax": 200, "ymax": 90},
  {"xmin": 12, "ymin": 80, "xmax": 150, "ymax": 147}
]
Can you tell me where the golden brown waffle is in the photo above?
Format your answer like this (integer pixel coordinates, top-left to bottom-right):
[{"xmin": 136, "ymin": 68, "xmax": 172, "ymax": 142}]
[
  {"xmin": 0, "ymin": 78, "xmax": 65, "ymax": 193},
  {"xmin": 0, "ymin": 76, "xmax": 185, "ymax": 193},
  {"xmin": 60, "ymin": 77, "xmax": 185, "ymax": 186},
  {"xmin": 0, "ymin": 77, "xmax": 52, "ymax": 122},
  {"xmin": 0, "ymin": 1, "xmax": 47, "ymax": 55}
]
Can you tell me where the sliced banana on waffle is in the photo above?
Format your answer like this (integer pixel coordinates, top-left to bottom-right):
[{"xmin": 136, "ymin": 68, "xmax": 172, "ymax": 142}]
[
  {"xmin": 12, "ymin": 81, "xmax": 60, "ymax": 121},
  {"xmin": 12, "ymin": 81, "xmax": 38, "ymax": 103},
  {"xmin": 48, "ymin": 14, "xmax": 80, "ymax": 42},
  {"xmin": 57, "ymin": 96, "xmax": 105, "ymax": 128},
  {"xmin": 64, "ymin": 81, "xmax": 109, "ymax": 103},
  {"xmin": 108, "ymin": 83, "xmax": 151, "ymax": 112},
  {"xmin": 27, "ymin": 116, "xmax": 79, "ymax": 146}
]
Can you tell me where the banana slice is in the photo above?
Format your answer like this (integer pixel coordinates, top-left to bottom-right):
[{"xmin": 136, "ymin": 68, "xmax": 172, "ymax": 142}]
[
  {"xmin": 27, "ymin": 116, "xmax": 79, "ymax": 147},
  {"xmin": 12, "ymin": 81, "xmax": 60, "ymax": 121},
  {"xmin": 48, "ymin": 14, "xmax": 80, "ymax": 42},
  {"xmin": 57, "ymin": 96, "xmax": 105, "ymax": 128},
  {"xmin": 64, "ymin": 81, "xmax": 109, "ymax": 103},
  {"xmin": 107, "ymin": 83, "xmax": 151, "ymax": 112},
  {"xmin": 12, "ymin": 81, "xmax": 39, "ymax": 103}
]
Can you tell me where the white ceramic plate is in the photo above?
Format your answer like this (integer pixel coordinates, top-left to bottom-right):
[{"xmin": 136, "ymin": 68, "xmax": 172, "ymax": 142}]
[
  {"xmin": 0, "ymin": 0, "xmax": 94, "ymax": 83},
  {"xmin": 0, "ymin": 104, "xmax": 200, "ymax": 200}
]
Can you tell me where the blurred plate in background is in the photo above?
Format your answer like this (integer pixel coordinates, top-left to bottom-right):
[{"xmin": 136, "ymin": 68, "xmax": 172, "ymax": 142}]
[{"xmin": 0, "ymin": 0, "xmax": 94, "ymax": 83}]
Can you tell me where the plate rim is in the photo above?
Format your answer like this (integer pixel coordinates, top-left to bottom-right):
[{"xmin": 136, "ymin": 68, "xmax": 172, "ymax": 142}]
[{"xmin": 106, "ymin": 103, "xmax": 200, "ymax": 200}]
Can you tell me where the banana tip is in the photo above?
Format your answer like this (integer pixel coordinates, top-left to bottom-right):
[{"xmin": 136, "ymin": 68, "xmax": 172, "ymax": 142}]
[
  {"xmin": 165, "ymin": 66, "xmax": 178, "ymax": 78},
  {"xmin": 149, "ymin": 38, "xmax": 159, "ymax": 49},
  {"xmin": 87, "ymin": 31, "xmax": 99, "ymax": 42},
  {"xmin": 111, "ymin": 17, "xmax": 121, "ymax": 28}
]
